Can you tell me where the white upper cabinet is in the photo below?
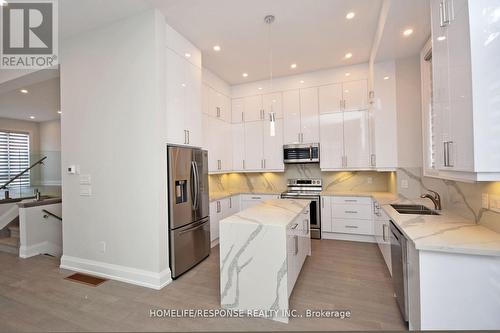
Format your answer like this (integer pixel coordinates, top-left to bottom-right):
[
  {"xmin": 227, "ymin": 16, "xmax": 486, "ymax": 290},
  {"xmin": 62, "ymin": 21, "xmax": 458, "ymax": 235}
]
[
  {"xmin": 232, "ymin": 123, "xmax": 245, "ymax": 171},
  {"xmin": 208, "ymin": 87, "xmax": 230, "ymax": 122},
  {"xmin": 243, "ymin": 95, "xmax": 263, "ymax": 122},
  {"xmin": 202, "ymin": 84, "xmax": 210, "ymax": 115},
  {"xmin": 283, "ymin": 90, "xmax": 302, "ymax": 144},
  {"xmin": 283, "ymin": 88, "xmax": 320, "ymax": 144},
  {"xmin": 319, "ymin": 84, "xmax": 343, "ymax": 114},
  {"xmin": 320, "ymin": 113, "xmax": 344, "ymax": 170},
  {"xmin": 427, "ymin": 0, "xmax": 500, "ymax": 181},
  {"xmin": 300, "ymin": 87, "xmax": 320, "ymax": 144},
  {"xmin": 244, "ymin": 121, "xmax": 264, "ymax": 171},
  {"xmin": 263, "ymin": 118, "xmax": 284, "ymax": 171},
  {"xmin": 343, "ymin": 111, "xmax": 370, "ymax": 169},
  {"xmin": 342, "ymin": 80, "xmax": 368, "ymax": 112},
  {"xmin": 262, "ymin": 93, "xmax": 283, "ymax": 119},
  {"xmin": 165, "ymin": 47, "xmax": 202, "ymax": 147},
  {"xmin": 231, "ymin": 98, "xmax": 244, "ymax": 124}
]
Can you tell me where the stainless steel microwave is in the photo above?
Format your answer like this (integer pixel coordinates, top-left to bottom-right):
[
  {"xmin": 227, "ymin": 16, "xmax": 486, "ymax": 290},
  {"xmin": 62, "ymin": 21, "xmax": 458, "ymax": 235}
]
[{"xmin": 283, "ymin": 143, "xmax": 320, "ymax": 164}]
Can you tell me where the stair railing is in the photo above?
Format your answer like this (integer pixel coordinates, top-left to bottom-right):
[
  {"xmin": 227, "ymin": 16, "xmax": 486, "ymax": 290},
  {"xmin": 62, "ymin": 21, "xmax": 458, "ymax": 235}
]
[{"xmin": 0, "ymin": 156, "xmax": 47, "ymax": 191}]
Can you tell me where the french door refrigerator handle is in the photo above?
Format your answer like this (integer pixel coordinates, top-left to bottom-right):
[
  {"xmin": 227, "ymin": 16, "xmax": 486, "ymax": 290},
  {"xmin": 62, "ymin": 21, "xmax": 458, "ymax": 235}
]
[{"xmin": 190, "ymin": 161, "xmax": 197, "ymax": 210}]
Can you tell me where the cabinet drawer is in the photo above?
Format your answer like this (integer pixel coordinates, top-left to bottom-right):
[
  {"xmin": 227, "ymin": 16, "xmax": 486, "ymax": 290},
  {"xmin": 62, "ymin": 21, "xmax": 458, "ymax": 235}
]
[
  {"xmin": 332, "ymin": 196, "xmax": 372, "ymax": 205},
  {"xmin": 240, "ymin": 194, "xmax": 279, "ymax": 201},
  {"xmin": 332, "ymin": 218, "xmax": 373, "ymax": 235},
  {"xmin": 332, "ymin": 203, "xmax": 373, "ymax": 219}
]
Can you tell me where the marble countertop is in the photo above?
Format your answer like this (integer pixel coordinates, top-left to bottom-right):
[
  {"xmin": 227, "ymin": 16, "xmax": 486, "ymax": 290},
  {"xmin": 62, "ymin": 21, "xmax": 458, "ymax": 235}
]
[
  {"xmin": 220, "ymin": 199, "xmax": 310, "ymax": 228},
  {"xmin": 210, "ymin": 191, "xmax": 281, "ymax": 202},
  {"xmin": 373, "ymin": 195, "xmax": 500, "ymax": 257},
  {"xmin": 320, "ymin": 191, "xmax": 500, "ymax": 256}
]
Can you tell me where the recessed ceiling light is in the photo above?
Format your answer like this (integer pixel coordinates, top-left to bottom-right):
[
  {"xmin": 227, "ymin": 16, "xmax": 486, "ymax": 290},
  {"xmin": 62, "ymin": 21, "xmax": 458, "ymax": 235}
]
[
  {"xmin": 181, "ymin": 83, "xmax": 186, "ymax": 87},
  {"xmin": 346, "ymin": 12, "xmax": 355, "ymax": 20},
  {"xmin": 299, "ymin": 80, "xmax": 305, "ymax": 84},
  {"xmin": 403, "ymin": 28, "xmax": 414, "ymax": 37},
  {"xmin": 20, "ymin": 89, "xmax": 28, "ymax": 94},
  {"xmin": 213, "ymin": 45, "xmax": 221, "ymax": 52},
  {"xmin": 384, "ymin": 76, "xmax": 390, "ymax": 80},
  {"xmin": 345, "ymin": 53, "xmax": 353, "ymax": 59},
  {"xmin": 29, "ymin": 116, "xmax": 35, "ymax": 120},
  {"xmin": 437, "ymin": 36, "xmax": 446, "ymax": 41},
  {"xmin": 57, "ymin": 110, "xmax": 62, "ymax": 114},
  {"xmin": 345, "ymin": 90, "xmax": 350, "ymax": 93},
  {"xmin": 184, "ymin": 53, "xmax": 191, "ymax": 58},
  {"xmin": 345, "ymin": 72, "xmax": 351, "ymax": 77},
  {"xmin": 242, "ymin": 73, "xmax": 248, "ymax": 78},
  {"xmin": 258, "ymin": 87, "xmax": 263, "ymax": 90},
  {"xmin": 290, "ymin": 63, "xmax": 297, "ymax": 69}
]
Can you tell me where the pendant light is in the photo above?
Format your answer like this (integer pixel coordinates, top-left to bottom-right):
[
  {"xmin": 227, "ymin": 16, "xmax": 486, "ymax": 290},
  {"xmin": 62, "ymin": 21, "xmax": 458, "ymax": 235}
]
[{"xmin": 265, "ymin": 15, "xmax": 276, "ymax": 137}]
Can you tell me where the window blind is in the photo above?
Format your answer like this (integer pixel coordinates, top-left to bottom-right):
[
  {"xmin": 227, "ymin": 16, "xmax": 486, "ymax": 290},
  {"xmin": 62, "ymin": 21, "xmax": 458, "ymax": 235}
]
[{"xmin": 0, "ymin": 131, "xmax": 30, "ymax": 188}]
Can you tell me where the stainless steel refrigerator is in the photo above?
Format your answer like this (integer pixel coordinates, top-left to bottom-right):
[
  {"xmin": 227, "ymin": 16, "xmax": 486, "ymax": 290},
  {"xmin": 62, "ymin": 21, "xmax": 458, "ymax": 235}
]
[{"xmin": 168, "ymin": 146, "xmax": 210, "ymax": 279}]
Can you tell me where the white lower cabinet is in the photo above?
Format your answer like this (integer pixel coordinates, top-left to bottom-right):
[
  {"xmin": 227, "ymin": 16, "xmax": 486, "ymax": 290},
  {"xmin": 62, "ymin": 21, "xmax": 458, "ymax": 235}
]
[
  {"xmin": 320, "ymin": 196, "xmax": 333, "ymax": 232},
  {"xmin": 210, "ymin": 196, "xmax": 239, "ymax": 243},
  {"xmin": 373, "ymin": 200, "xmax": 392, "ymax": 274},
  {"xmin": 321, "ymin": 196, "xmax": 374, "ymax": 237},
  {"xmin": 240, "ymin": 194, "xmax": 281, "ymax": 210},
  {"xmin": 287, "ymin": 207, "xmax": 311, "ymax": 297}
]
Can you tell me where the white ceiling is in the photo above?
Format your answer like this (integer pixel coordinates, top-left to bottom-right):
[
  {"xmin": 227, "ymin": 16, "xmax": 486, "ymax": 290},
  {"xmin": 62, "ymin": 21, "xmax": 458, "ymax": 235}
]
[
  {"xmin": 376, "ymin": 0, "xmax": 431, "ymax": 61},
  {"xmin": 149, "ymin": 0, "xmax": 383, "ymax": 84},
  {"xmin": 0, "ymin": 78, "xmax": 61, "ymax": 123},
  {"xmin": 59, "ymin": 0, "xmax": 152, "ymax": 40}
]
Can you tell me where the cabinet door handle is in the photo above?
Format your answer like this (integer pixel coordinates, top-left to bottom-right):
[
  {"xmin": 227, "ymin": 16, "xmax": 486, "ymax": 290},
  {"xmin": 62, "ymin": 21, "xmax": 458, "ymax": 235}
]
[
  {"xmin": 370, "ymin": 154, "xmax": 376, "ymax": 167},
  {"xmin": 243, "ymin": 160, "xmax": 245, "ymax": 169},
  {"xmin": 304, "ymin": 219, "xmax": 309, "ymax": 235},
  {"xmin": 298, "ymin": 133, "xmax": 301, "ymax": 143},
  {"xmin": 345, "ymin": 211, "xmax": 358, "ymax": 214},
  {"xmin": 443, "ymin": 141, "xmax": 448, "ymax": 167},
  {"xmin": 187, "ymin": 130, "xmax": 190, "ymax": 144},
  {"xmin": 345, "ymin": 199, "xmax": 357, "ymax": 203},
  {"xmin": 291, "ymin": 223, "xmax": 299, "ymax": 230},
  {"xmin": 263, "ymin": 159, "xmax": 266, "ymax": 169},
  {"xmin": 229, "ymin": 197, "xmax": 232, "ymax": 209},
  {"xmin": 345, "ymin": 225, "xmax": 359, "ymax": 229},
  {"xmin": 439, "ymin": 0, "xmax": 445, "ymax": 27},
  {"xmin": 447, "ymin": 141, "xmax": 454, "ymax": 167},
  {"xmin": 322, "ymin": 197, "xmax": 325, "ymax": 208},
  {"xmin": 251, "ymin": 197, "xmax": 262, "ymax": 200},
  {"xmin": 442, "ymin": 0, "xmax": 451, "ymax": 25},
  {"xmin": 241, "ymin": 112, "xmax": 245, "ymax": 122},
  {"xmin": 340, "ymin": 99, "xmax": 343, "ymax": 110}
]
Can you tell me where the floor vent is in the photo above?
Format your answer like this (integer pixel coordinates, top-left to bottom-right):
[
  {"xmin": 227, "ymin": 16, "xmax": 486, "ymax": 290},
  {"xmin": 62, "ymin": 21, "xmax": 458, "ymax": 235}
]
[{"xmin": 65, "ymin": 273, "xmax": 108, "ymax": 287}]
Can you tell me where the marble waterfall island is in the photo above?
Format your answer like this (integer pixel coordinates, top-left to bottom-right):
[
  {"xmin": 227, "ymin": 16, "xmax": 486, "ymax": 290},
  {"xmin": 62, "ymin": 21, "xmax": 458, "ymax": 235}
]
[{"xmin": 219, "ymin": 199, "xmax": 311, "ymax": 323}]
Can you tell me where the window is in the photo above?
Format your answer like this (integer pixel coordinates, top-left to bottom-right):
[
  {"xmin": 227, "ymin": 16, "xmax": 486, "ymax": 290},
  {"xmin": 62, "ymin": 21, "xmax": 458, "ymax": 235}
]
[{"xmin": 0, "ymin": 131, "xmax": 31, "ymax": 188}]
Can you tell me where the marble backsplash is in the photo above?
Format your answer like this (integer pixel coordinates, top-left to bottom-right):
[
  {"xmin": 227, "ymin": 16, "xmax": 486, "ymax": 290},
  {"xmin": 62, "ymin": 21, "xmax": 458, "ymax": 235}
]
[
  {"xmin": 396, "ymin": 167, "xmax": 500, "ymax": 233},
  {"xmin": 209, "ymin": 164, "xmax": 391, "ymax": 196}
]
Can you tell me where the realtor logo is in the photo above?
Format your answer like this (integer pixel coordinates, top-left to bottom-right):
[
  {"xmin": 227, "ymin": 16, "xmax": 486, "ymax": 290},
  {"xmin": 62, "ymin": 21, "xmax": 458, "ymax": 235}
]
[{"xmin": 1, "ymin": 0, "xmax": 58, "ymax": 69}]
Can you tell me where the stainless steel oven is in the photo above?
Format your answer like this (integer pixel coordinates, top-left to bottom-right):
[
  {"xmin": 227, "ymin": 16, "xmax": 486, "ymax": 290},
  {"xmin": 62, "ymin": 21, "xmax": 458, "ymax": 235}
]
[
  {"xmin": 283, "ymin": 143, "xmax": 320, "ymax": 164},
  {"xmin": 281, "ymin": 179, "xmax": 322, "ymax": 239}
]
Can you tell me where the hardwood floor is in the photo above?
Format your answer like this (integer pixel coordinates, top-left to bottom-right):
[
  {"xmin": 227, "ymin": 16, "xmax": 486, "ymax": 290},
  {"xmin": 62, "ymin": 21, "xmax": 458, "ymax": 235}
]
[{"xmin": 0, "ymin": 240, "xmax": 407, "ymax": 332}]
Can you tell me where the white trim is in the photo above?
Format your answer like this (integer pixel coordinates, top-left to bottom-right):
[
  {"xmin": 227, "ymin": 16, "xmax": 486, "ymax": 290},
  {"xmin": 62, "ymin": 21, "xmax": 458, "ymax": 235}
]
[
  {"xmin": 211, "ymin": 238, "xmax": 219, "ymax": 248},
  {"xmin": 322, "ymin": 232, "xmax": 376, "ymax": 243},
  {"xmin": 60, "ymin": 255, "xmax": 172, "ymax": 290},
  {"xmin": 19, "ymin": 241, "xmax": 61, "ymax": 259}
]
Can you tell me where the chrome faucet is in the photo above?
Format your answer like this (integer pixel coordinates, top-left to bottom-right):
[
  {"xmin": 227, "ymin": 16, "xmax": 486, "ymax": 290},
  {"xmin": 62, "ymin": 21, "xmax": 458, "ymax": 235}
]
[{"xmin": 421, "ymin": 190, "xmax": 442, "ymax": 210}]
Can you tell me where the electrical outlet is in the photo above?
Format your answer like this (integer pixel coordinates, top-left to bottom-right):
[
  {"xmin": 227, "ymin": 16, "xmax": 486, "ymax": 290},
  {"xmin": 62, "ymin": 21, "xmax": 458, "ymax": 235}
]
[
  {"xmin": 489, "ymin": 195, "xmax": 500, "ymax": 213},
  {"xmin": 482, "ymin": 193, "xmax": 489, "ymax": 209},
  {"xmin": 401, "ymin": 179, "xmax": 409, "ymax": 189},
  {"xmin": 367, "ymin": 177, "xmax": 373, "ymax": 184},
  {"xmin": 98, "ymin": 241, "xmax": 106, "ymax": 253}
]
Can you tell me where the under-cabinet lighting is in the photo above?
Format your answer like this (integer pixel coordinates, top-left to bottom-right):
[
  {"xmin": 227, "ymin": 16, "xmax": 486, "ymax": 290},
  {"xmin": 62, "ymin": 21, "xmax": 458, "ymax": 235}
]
[
  {"xmin": 345, "ymin": 73, "xmax": 351, "ymax": 77},
  {"xmin": 213, "ymin": 45, "xmax": 221, "ymax": 52},
  {"xmin": 29, "ymin": 116, "xmax": 35, "ymax": 119},
  {"xmin": 184, "ymin": 53, "xmax": 191, "ymax": 58},
  {"xmin": 437, "ymin": 36, "xmax": 446, "ymax": 41},
  {"xmin": 346, "ymin": 12, "xmax": 355, "ymax": 20},
  {"xmin": 242, "ymin": 73, "xmax": 248, "ymax": 78},
  {"xmin": 20, "ymin": 89, "xmax": 28, "ymax": 94},
  {"xmin": 345, "ymin": 52, "xmax": 353, "ymax": 59},
  {"xmin": 403, "ymin": 28, "xmax": 414, "ymax": 37},
  {"xmin": 290, "ymin": 63, "xmax": 297, "ymax": 69}
]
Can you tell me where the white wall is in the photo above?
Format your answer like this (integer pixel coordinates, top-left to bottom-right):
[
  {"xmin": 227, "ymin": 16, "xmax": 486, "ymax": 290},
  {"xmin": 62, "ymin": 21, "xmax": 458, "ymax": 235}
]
[
  {"xmin": 395, "ymin": 56, "xmax": 423, "ymax": 168},
  {"xmin": 203, "ymin": 68, "xmax": 231, "ymax": 96},
  {"xmin": 19, "ymin": 202, "xmax": 62, "ymax": 258},
  {"xmin": 60, "ymin": 9, "xmax": 170, "ymax": 289}
]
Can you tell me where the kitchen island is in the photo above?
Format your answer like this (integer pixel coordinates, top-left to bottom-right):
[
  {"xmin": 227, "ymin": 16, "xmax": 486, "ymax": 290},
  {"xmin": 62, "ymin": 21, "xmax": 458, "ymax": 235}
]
[{"xmin": 219, "ymin": 199, "xmax": 311, "ymax": 323}]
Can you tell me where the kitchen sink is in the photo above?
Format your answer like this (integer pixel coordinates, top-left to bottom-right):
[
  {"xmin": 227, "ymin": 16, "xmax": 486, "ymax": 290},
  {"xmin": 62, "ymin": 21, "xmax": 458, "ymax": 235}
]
[{"xmin": 390, "ymin": 204, "xmax": 440, "ymax": 216}]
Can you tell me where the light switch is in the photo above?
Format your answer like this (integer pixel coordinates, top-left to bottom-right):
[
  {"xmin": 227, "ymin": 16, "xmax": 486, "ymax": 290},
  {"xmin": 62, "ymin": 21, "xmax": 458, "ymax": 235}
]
[
  {"xmin": 401, "ymin": 179, "xmax": 409, "ymax": 189},
  {"xmin": 80, "ymin": 175, "xmax": 91, "ymax": 185},
  {"xmin": 80, "ymin": 186, "xmax": 92, "ymax": 196}
]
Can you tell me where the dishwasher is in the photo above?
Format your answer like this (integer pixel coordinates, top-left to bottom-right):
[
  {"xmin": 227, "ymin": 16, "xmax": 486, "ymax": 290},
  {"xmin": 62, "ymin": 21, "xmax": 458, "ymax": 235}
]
[{"xmin": 390, "ymin": 221, "xmax": 408, "ymax": 322}]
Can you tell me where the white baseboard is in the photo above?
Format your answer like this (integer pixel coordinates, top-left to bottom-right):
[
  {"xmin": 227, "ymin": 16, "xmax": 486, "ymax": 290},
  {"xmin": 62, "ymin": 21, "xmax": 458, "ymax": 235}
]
[
  {"xmin": 60, "ymin": 255, "xmax": 172, "ymax": 290},
  {"xmin": 211, "ymin": 238, "xmax": 219, "ymax": 248},
  {"xmin": 321, "ymin": 232, "xmax": 376, "ymax": 243},
  {"xmin": 20, "ymin": 241, "xmax": 62, "ymax": 259}
]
